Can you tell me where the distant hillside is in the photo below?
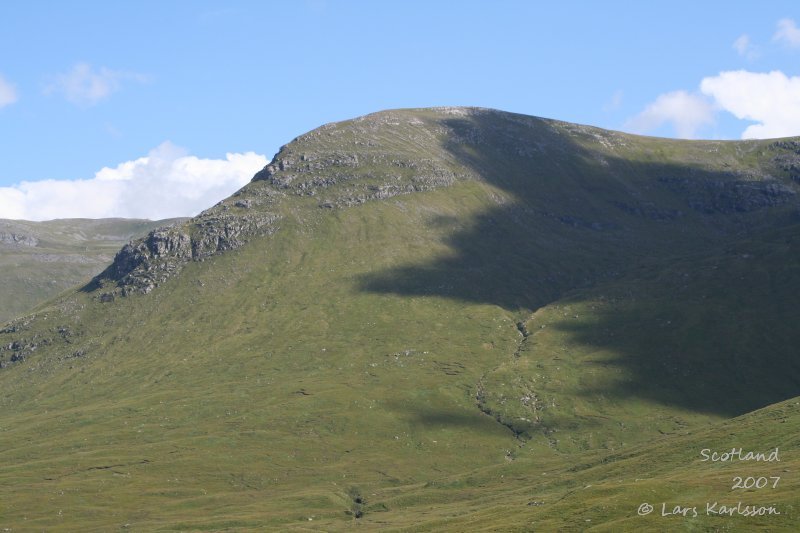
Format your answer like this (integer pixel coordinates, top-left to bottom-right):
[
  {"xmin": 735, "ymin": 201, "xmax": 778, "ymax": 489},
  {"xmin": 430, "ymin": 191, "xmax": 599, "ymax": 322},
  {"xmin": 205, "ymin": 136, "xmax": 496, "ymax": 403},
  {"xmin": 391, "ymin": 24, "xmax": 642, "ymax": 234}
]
[
  {"xmin": 0, "ymin": 218, "xmax": 185, "ymax": 323},
  {"xmin": 0, "ymin": 108, "xmax": 798, "ymax": 530}
]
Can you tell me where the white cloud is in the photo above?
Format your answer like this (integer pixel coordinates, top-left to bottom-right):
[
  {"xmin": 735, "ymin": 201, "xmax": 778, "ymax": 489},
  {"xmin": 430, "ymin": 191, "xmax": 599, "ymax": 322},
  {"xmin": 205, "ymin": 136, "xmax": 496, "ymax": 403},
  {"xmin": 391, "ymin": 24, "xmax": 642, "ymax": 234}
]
[
  {"xmin": 774, "ymin": 18, "xmax": 800, "ymax": 48},
  {"xmin": 733, "ymin": 34, "xmax": 758, "ymax": 59},
  {"xmin": 624, "ymin": 90, "xmax": 715, "ymax": 139},
  {"xmin": 700, "ymin": 70, "xmax": 800, "ymax": 139},
  {"xmin": 44, "ymin": 63, "xmax": 149, "ymax": 106},
  {"xmin": 0, "ymin": 74, "xmax": 18, "ymax": 108},
  {"xmin": 0, "ymin": 142, "xmax": 268, "ymax": 221}
]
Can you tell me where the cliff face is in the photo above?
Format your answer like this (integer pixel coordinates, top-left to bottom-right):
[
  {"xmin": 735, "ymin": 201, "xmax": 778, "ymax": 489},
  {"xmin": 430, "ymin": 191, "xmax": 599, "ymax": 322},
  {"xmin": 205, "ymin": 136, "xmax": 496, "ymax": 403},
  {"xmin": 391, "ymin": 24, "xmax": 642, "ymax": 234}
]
[{"xmin": 98, "ymin": 210, "xmax": 280, "ymax": 297}]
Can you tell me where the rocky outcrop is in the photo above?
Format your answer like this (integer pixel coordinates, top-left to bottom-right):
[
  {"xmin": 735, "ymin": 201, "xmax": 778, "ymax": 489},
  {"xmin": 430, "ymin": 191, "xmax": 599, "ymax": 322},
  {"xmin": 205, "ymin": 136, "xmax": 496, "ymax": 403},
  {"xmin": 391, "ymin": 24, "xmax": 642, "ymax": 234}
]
[
  {"xmin": 771, "ymin": 140, "xmax": 800, "ymax": 182},
  {"xmin": 191, "ymin": 212, "xmax": 279, "ymax": 258},
  {"xmin": 0, "ymin": 321, "xmax": 77, "ymax": 369},
  {"xmin": 106, "ymin": 226, "xmax": 193, "ymax": 295},
  {"xmin": 0, "ymin": 232, "xmax": 38, "ymax": 247},
  {"xmin": 251, "ymin": 115, "xmax": 478, "ymax": 210},
  {"xmin": 658, "ymin": 174, "xmax": 796, "ymax": 214},
  {"xmin": 95, "ymin": 211, "xmax": 280, "ymax": 298}
]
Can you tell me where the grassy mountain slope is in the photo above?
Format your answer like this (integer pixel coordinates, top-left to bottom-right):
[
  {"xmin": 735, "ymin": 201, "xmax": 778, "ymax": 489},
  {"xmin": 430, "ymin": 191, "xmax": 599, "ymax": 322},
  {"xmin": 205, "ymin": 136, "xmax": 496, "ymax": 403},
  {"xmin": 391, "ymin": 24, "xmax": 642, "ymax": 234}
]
[
  {"xmin": 0, "ymin": 108, "xmax": 798, "ymax": 530},
  {"xmin": 0, "ymin": 218, "xmax": 184, "ymax": 323}
]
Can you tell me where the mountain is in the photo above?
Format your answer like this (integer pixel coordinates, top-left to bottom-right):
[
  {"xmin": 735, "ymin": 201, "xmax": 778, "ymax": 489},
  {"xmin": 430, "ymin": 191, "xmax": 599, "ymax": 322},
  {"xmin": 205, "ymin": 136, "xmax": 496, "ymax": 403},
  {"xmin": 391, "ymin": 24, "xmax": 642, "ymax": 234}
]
[
  {"xmin": 1, "ymin": 107, "xmax": 798, "ymax": 530},
  {"xmin": 0, "ymin": 218, "xmax": 186, "ymax": 323}
]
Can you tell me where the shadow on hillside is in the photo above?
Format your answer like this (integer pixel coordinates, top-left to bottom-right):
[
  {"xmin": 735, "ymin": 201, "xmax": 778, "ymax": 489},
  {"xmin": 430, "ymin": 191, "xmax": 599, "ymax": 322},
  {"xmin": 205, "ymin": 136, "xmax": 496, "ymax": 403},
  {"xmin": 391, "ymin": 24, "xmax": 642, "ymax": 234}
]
[
  {"xmin": 552, "ymin": 229, "xmax": 800, "ymax": 416},
  {"xmin": 358, "ymin": 110, "xmax": 800, "ymax": 417}
]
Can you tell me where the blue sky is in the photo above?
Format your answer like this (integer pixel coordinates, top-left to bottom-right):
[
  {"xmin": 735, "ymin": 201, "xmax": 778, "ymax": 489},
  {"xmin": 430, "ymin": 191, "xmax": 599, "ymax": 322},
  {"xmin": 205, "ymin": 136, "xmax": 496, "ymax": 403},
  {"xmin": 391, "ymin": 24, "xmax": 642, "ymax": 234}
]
[{"xmin": 1, "ymin": 1, "xmax": 799, "ymax": 219}]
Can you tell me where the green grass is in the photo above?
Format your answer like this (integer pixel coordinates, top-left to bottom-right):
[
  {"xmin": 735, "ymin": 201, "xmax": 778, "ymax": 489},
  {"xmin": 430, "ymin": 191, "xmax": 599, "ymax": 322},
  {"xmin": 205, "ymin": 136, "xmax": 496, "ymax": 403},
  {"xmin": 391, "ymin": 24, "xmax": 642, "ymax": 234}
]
[{"xmin": 0, "ymin": 108, "xmax": 799, "ymax": 530}]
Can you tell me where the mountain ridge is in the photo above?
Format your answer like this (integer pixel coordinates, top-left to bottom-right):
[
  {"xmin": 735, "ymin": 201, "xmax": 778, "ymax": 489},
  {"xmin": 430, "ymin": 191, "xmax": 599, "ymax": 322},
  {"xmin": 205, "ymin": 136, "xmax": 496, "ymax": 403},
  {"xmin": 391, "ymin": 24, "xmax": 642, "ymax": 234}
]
[{"xmin": 84, "ymin": 107, "xmax": 800, "ymax": 305}]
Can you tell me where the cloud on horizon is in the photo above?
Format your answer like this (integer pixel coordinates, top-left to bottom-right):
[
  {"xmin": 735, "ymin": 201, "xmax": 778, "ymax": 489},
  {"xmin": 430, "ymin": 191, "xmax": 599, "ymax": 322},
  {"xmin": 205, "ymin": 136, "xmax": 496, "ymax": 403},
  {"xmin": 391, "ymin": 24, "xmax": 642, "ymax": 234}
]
[
  {"xmin": 0, "ymin": 74, "xmax": 18, "ymax": 108},
  {"xmin": 700, "ymin": 70, "xmax": 800, "ymax": 139},
  {"xmin": 624, "ymin": 90, "xmax": 715, "ymax": 139},
  {"xmin": 0, "ymin": 142, "xmax": 268, "ymax": 221},
  {"xmin": 626, "ymin": 69, "xmax": 800, "ymax": 140},
  {"xmin": 44, "ymin": 63, "xmax": 150, "ymax": 107}
]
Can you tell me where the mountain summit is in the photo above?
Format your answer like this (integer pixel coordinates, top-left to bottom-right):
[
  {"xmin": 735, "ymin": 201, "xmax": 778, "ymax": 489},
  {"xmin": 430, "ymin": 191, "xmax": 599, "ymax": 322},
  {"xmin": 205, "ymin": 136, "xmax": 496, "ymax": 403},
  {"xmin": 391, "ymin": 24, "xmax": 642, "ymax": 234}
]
[{"xmin": 1, "ymin": 108, "xmax": 799, "ymax": 530}]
